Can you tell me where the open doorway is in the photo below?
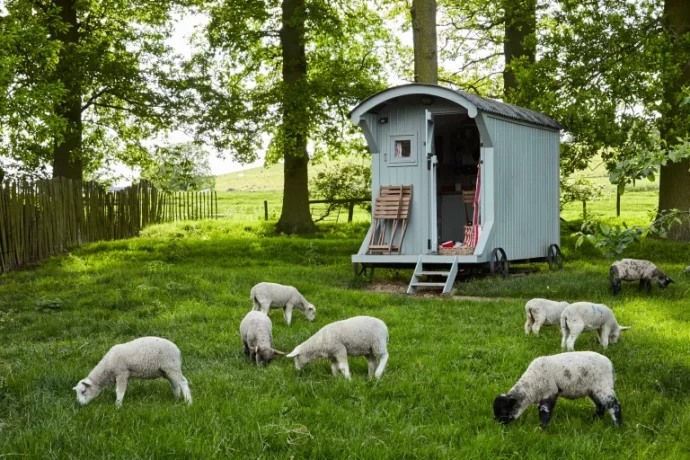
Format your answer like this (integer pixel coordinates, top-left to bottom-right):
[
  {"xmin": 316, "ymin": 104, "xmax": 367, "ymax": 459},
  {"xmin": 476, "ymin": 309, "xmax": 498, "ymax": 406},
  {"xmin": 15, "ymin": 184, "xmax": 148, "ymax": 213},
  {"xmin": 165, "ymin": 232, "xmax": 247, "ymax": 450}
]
[{"xmin": 433, "ymin": 113, "xmax": 481, "ymax": 244}]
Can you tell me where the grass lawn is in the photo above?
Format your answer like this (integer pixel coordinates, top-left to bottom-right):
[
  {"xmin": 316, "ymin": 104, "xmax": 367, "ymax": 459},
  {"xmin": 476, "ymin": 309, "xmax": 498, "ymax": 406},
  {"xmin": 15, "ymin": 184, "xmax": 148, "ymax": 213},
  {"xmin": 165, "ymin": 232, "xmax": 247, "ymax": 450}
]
[{"xmin": 2, "ymin": 193, "xmax": 690, "ymax": 457}]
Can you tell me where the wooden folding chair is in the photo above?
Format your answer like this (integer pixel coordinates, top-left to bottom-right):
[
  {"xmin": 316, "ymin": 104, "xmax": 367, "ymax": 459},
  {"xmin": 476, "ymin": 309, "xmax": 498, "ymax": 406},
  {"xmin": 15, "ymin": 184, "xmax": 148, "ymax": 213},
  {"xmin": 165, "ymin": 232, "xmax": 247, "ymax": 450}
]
[{"xmin": 368, "ymin": 185, "xmax": 413, "ymax": 255}]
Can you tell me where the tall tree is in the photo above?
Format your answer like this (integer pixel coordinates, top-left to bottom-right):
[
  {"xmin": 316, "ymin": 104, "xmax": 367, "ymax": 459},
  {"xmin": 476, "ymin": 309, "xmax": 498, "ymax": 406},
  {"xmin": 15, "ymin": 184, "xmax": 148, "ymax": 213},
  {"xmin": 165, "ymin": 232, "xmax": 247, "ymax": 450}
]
[
  {"xmin": 411, "ymin": 0, "xmax": 438, "ymax": 84},
  {"xmin": 502, "ymin": 0, "xmax": 536, "ymax": 103},
  {"xmin": 277, "ymin": 0, "xmax": 313, "ymax": 234},
  {"xmin": 195, "ymin": 0, "xmax": 393, "ymax": 234},
  {"xmin": 0, "ymin": 0, "xmax": 189, "ymax": 180},
  {"xmin": 657, "ymin": 0, "xmax": 690, "ymax": 241}
]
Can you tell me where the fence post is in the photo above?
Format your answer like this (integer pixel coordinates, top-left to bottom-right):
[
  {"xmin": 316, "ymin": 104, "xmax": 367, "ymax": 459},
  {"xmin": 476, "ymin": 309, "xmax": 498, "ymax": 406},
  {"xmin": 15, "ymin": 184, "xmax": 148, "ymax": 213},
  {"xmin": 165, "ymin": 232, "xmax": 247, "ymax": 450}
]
[
  {"xmin": 348, "ymin": 201, "xmax": 355, "ymax": 223},
  {"xmin": 264, "ymin": 200, "xmax": 268, "ymax": 221}
]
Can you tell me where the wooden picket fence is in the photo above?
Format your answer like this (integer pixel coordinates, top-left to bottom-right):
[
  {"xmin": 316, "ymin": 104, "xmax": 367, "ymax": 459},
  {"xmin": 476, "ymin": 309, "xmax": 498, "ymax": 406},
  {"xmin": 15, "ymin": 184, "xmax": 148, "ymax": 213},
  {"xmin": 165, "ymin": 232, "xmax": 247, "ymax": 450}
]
[{"xmin": 0, "ymin": 178, "xmax": 218, "ymax": 273}]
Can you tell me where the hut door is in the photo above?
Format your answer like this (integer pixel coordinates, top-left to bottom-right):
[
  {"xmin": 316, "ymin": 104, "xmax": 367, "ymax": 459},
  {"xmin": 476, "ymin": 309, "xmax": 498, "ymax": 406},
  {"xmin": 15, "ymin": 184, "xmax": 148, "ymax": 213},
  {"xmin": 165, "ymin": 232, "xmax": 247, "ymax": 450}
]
[{"xmin": 425, "ymin": 110, "xmax": 438, "ymax": 253}]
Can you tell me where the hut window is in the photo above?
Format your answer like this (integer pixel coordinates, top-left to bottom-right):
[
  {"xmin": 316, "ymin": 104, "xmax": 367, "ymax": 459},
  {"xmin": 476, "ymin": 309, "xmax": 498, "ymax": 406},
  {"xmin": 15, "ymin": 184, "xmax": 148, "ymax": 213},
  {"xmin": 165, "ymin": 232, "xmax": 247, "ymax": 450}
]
[
  {"xmin": 395, "ymin": 140, "xmax": 411, "ymax": 158},
  {"xmin": 389, "ymin": 133, "xmax": 417, "ymax": 166}
]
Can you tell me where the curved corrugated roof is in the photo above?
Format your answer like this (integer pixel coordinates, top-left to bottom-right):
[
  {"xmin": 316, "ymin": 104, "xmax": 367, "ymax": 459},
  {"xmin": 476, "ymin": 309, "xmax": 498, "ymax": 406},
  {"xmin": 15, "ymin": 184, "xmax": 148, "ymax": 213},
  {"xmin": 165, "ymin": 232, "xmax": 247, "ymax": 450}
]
[
  {"xmin": 456, "ymin": 90, "xmax": 562, "ymax": 130},
  {"xmin": 350, "ymin": 84, "xmax": 562, "ymax": 130}
]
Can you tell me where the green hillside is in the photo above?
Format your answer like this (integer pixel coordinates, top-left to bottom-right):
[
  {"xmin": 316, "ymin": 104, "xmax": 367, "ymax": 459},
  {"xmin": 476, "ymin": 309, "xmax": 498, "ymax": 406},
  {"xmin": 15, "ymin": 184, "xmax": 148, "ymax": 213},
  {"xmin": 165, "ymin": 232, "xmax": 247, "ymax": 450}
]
[{"xmin": 215, "ymin": 158, "xmax": 370, "ymax": 192}]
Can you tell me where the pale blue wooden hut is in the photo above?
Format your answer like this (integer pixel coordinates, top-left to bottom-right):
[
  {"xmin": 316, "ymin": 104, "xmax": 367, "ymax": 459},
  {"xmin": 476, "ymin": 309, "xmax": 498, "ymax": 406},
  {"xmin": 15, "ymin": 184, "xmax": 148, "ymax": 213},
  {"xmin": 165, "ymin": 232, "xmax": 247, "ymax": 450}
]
[{"xmin": 349, "ymin": 84, "xmax": 563, "ymax": 293}]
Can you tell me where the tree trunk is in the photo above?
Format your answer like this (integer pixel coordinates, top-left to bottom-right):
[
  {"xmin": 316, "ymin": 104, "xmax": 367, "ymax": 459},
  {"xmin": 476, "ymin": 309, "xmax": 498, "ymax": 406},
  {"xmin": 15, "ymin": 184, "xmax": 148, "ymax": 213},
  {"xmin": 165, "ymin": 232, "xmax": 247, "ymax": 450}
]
[
  {"xmin": 503, "ymin": 0, "xmax": 536, "ymax": 103},
  {"xmin": 276, "ymin": 0, "xmax": 316, "ymax": 234},
  {"xmin": 582, "ymin": 200, "xmax": 587, "ymax": 220},
  {"xmin": 616, "ymin": 191, "xmax": 620, "ymax": 217},
  {"xmin": 411, "ymin": 0, "xmax": 438, "ymax": 84},
  {"xmin": 51, "ymin": 0, "xmax": 83, "ymax": 180},
  {"xmin": 658, "ymin": 0, "xmax": 690, "ymax": 241}
]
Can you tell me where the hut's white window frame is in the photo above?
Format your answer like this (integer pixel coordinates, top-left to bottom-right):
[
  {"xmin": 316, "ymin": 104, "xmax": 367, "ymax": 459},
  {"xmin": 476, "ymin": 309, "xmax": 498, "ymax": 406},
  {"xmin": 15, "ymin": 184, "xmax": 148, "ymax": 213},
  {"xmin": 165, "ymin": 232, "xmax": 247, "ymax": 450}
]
[{"xmin": 389, "ymin": 133, "xmax": 418, "ymax": 166}]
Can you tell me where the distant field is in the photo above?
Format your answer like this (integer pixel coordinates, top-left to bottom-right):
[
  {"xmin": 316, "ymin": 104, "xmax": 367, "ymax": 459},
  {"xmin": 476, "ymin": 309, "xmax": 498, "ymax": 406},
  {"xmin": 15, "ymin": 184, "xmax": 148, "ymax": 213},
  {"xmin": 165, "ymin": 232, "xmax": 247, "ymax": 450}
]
[
  {"xmin": 215, "ymin": 158, "xmax": 370, "ymax": 192},
  {"xmin": 213, "ymin": 155, "xmax": 658, "ymax": 227},
  {"xmin": 570, "ymin": 155, "xmax": 659, "ymax": 193}
]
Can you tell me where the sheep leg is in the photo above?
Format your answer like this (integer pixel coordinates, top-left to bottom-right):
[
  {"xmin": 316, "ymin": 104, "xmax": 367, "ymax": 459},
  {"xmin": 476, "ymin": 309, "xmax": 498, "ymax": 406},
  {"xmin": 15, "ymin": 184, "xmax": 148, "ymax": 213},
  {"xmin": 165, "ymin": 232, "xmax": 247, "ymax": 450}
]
[
  {"xmin": 367, "ymin": 354, "xmax": 377, "ymax": 379},
  {"xmin": 646, "ymin": 279, "xmax": 652, "ymax": 294},
  {"xmin": 115, "ymin": 373, "xmax": 129, "ymax": 408},
  {"xmin": 374, "ymin": 352, "xmax": 389, "ymax": 379},
  {"xmin": 612, "ymin": 279, "xmax": 621, "ymax": 296},
  {"xmin": 165, "ymin": 370, "xmax": 191, "ymax": 404},
  {"xmin": 524, "ymin": 313, "xmax": 534, "ymax": 335},
  {"xmin": 599, "ymin": 325, "xmax": 610, "ymax": 349},
  {"xmin": 249, "ymin": 347, "xmax": 257, "ymax": 363},
  {"xmin": 538, "ymin": 397, "xmax": 557, "ymax": 429},
  {"xmin": 565, "ymin": 322, "xmax": 583, "ymax": 351},
  {"xmin": 560, "ymin": 322, "xmax": 569, "ymax": 349},
  {"xmin": 259, "ymin": 300, "xmax": 271, "ymax": 315},
  {"xmin": 243, "ymin": 340, "xmax": 250, "ymax": 356},
  {"xmin": 589, "ymin": 395, "xmax": 606, "ymax": 419},
  {"xmin": 330, "ymin": 359, "xmax": 339, "ymax": 376},
  {"xmin": 531, "ymin": 318, "xmax": 543, "ymax": 336},
  {"xmin": 333, "ymin": 348, "xmax": 350, "ymax": 380},
  {"xmin": 638, "ymin": 279, "xmax": 645, "ymax": 292},
  {"xmin": 283, "ymin": 304, "xmax": 294, "ymax": 326}
]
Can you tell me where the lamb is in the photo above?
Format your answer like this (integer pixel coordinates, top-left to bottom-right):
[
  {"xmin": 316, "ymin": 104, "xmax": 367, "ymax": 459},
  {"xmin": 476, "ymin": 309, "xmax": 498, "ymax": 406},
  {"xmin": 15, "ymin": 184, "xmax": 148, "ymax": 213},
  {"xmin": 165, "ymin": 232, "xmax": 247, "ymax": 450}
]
[
  {"xmin": 610, "ymin": 258, "xmax": 674, "ymax": 295},
  {"xmin": 250, "ymin": 282, "xmax": 316, "ymax": 325},
  {"xmin": 286, "ymin": 316, "xmax": 389, "ymax": 380},
  {"xmin": 73, "ymin": 337, "xmax": 192, "ymax": 407},
  {"xmin": 240, "ymin": 311, "xmax": 285, "ymax": 365},
  {"xmin": 560, "ymin": 302, "xmax": 630, "ymax": 351},
  {"xmin": 524, "ymin": 298, "xmax": 569, "ymax": 335},
  {"xmin": 493, "ymin": 351, "xmax": 622, "ymax": 428}
]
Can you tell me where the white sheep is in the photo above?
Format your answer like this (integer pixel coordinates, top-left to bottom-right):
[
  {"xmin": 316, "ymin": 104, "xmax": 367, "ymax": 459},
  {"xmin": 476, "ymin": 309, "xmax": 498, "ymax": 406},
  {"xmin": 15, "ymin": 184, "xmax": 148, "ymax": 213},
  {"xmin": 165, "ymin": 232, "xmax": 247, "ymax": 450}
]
[
  {"xmin": 250, "ymin": 282, "xmax": 316, "ymax": 325},
  {"xmin": 240, "ymin": 311, "xmax": 285, "ymax": 365},
  {"xmin": 610, "ymin": 258, "xmax": 674, "ymax": 295},
  {"xmin": 524, "ymin": 298, "xmax": 569, "ymax": 335},
  {"xmin": 560, "ymin": 302, "xmax": 630, "ymax": 351},
  {"xmin": 73, "ymin": 337, "xmax": 192, "ymax": 407},
  {"xmin": 286, "ymin": 316, "xmax": 389, "ymax": 380},
  {"xmin": 493, "ymin": 351, "xmax": 622, "ymax": 428}
]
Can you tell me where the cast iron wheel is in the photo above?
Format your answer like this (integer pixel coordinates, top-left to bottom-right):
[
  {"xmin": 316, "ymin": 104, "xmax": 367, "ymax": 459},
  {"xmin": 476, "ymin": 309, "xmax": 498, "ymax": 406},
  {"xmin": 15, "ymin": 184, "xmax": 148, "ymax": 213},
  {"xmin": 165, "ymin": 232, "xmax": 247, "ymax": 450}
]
[
  {"xmin": 546, "ymin": 244, "xmax": 563, "ymax": 270},
  {"xmin": 490, "ymin": 248, "xmax": 509, "ymax": 279}
]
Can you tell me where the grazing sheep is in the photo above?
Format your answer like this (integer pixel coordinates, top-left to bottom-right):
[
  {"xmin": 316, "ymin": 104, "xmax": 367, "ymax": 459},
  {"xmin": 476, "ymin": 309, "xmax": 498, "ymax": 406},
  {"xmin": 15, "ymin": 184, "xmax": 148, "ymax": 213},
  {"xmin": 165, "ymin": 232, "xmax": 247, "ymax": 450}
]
[
  {"xmin": 493, "ymin": 351, "xmax": 622, "ymax": 428},
  {"xmin": 560, "ymin": 302, "xmax": 630, "ymax": 351},
  {"xmin": 239, "ymin": 311, "xmax": 285, "ymax": 365},
  {"xmin": 250, "ymin": 282, "xmax": 316, "ymax": 325},
  {"xmin": 610, "ymin": 259, "xmax": 674, "ymax": 295},
  {"xmin": 73, "ymin": 337, "xmax": 191, "ymax": 407},
  {"xmin": 286, "ymin": 316, "xmax": 389, "ymax": 380},
  {"xmin": 524, "ymin": 298, "xmax": 569, "ymax": 335}
]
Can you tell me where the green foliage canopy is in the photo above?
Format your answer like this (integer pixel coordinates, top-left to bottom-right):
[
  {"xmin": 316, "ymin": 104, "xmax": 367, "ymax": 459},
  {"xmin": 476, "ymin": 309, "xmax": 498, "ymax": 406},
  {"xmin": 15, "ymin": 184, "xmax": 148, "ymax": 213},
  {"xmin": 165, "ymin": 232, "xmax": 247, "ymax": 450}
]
[
  {"xmin": 190, "ymin": 0, "xmax": 398, "ymax": 166},
  {"xmin": 0, "ymin": 0, "xmax": 192, "ymax": 178}
]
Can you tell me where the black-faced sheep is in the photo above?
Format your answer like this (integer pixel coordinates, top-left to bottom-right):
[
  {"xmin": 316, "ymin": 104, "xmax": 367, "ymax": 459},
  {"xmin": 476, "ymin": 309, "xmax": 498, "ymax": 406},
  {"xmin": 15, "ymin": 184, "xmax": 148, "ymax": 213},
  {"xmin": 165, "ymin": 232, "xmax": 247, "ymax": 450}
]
[
  {"xmin": 610, "ymin": 259, "xmax": 673, "ymax": 295},
  {"xmin": 493, "ymin": 351, "xmax": 622, "ymax": 428}
]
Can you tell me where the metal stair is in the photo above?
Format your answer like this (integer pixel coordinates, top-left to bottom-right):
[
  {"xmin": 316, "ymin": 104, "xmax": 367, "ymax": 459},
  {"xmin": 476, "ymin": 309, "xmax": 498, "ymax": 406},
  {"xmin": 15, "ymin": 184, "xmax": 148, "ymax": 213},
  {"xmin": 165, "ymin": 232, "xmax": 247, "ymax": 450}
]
[{"xmin": 407, "ymin": 255, "xmax": 459, "ymax": 294}]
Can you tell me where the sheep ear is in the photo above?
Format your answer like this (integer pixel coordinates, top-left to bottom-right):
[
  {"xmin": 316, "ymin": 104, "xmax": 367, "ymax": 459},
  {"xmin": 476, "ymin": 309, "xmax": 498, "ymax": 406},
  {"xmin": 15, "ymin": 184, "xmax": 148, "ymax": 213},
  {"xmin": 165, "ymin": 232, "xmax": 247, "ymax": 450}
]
[
  {"xmin": 273, "ymin": 349, "xmax": 286, "ymax": 356},
  {"xmin": 81, "ymin": 379, "xmax": 92, "ymax": 388},
  {"xmin": 669, "ymin": 279, "xmax": 675, "ymax": 284},
  {"xmin": 286, "ymin": 349, "xmax": 299, "ymax": 358},
  {"xmin": 254, "ymin": 346, "xmax": 259, "ymax": 353},
  {"xmin": 619, "ymin": 326, "xmax": 631, "ymax": 331}
]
